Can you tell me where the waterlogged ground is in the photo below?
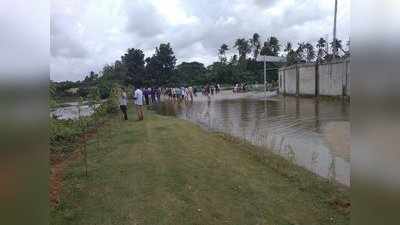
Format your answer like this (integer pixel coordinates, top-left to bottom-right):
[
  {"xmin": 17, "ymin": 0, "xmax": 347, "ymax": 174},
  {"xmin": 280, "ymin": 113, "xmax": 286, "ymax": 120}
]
[
  {"xmin": 51, "ymin": 102, "xmax": 100, "ymax": 120},
  {"xmin": 155, "ymin": 91, "xmax": 350, "ymax": 186}
]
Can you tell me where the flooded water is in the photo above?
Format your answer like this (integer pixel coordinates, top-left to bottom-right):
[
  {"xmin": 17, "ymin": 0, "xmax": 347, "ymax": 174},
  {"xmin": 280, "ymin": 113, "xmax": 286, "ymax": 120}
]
[
  {"xmin": 51, "ymin": 102, "xmax": 99, "ymax": 120},
  {"xmin": 155, "ymin": 91, "xmax": 350, "ymax": 186}
]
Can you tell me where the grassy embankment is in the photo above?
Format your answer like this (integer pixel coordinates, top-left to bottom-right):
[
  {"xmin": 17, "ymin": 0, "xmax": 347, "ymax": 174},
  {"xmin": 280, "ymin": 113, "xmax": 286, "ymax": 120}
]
[{"xmin": 51, "ymin": 106, "xmax": 350, "ymax": 225}]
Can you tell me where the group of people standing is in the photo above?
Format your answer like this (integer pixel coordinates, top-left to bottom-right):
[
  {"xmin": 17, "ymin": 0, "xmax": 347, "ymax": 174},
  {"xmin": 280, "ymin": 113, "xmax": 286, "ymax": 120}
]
[
  {"xmin": 117, "ymin": 83, "xmax": 224, "ymax": 121},
  {"xmin": 164, "ymin": 83, "xmax": 222, "ymax": 103},
  {"xmin": 233, "ymin": 83, "xmax": 248, "ymax": 93},
  {"xmin": 164, "ymin": 86, "xmax": 195, "ymax": 103},
  {"xmin": 143, "ymin": 87, "xmax": 161, "ymax": 105},
  {"xmin": 118, "ymin": 86, "xmax": 150, "ymax": 121},
  {"xmin": 202, "ymin": 84, "xmax": 221, "ymax": 96}
]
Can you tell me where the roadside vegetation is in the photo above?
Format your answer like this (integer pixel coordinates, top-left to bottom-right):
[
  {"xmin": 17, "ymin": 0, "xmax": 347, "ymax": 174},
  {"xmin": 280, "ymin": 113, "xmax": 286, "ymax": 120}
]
[
  {"xmin": 51, "ymin": 107, "xmax": 350, "ymax": 225},
  {"xmin": 49, "ymin": 83, "xmax": 123, "ymax": 205}
]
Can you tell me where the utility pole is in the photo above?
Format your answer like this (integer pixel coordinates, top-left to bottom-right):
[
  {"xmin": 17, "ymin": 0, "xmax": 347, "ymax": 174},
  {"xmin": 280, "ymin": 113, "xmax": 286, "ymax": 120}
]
[
  {"xmin": 326, "ymin": 34, "xmax": 329, "ymax": 54},
  {"xmin": 333, "ymin": 0, "xmax": 338, "ymax": 57},
  {"xmin": 264, "ymin": 36, "xmax": 268, "ymax": 97}
]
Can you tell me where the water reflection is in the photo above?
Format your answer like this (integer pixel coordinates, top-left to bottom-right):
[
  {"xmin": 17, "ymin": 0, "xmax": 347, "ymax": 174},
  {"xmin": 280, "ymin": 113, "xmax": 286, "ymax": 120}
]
[
  {"xmin": 155, "ymin": 92, "xmax": 350, "ymax": 186},
  {"xmin": 51, "ymin": 103, "xmax": 99, "ymax": 120}
]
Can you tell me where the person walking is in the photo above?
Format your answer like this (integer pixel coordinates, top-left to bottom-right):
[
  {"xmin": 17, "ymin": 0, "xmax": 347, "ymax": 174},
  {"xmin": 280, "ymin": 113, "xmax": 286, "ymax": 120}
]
[
  {"xmin": 157, "ymin": 87, "xmax": 161, "ymax": 102},
  {"xmin": 119, "ymin": 88, "xmax": 128, "ymax": 120},
  {"xmin": 172, "ymin": 87, "xmax": 177, "ymax": 101},
  {"xmin": 176, "ymin": 87, "xmax": 182, "ymax": 102},
  {"xmin": 151, "ymin": 87, "xmax": 156, "ymax": 103},
  {"xmin": 133, "ymin": 87, "xmax": 144, "ymax": 121},
  {"xmin": 181, "ymin": 86, "xmax": 187, "ymax": 103},
  {"xmin": 193, "ymin": 86, "xmax": 197, "ymax": 97},
  {"xmin": 144, "ymin": 87, "xmax": 149, "ymax": 105},
  {"xmin": 204, "ymin": 84, "xmax": 211, "ymax": 101},
  {"xmin": 188, "ymin": 86, "xmax": 194, "ymax": 102}
]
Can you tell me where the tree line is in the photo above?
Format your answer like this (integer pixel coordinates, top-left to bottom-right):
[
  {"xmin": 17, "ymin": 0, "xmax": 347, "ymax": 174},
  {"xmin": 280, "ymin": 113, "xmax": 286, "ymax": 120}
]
[{"xmin": 51, "ymin": 33, "xmax": 349, "ymax": 100}]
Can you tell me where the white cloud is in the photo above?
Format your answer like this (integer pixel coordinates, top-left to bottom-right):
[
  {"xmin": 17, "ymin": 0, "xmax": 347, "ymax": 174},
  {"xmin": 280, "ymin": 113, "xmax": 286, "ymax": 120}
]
[
  {"xmin": 0, "ymin": 0, "xmax": 49, "ymax": 79},
  {"xmin": 50, "ymin": 0, "xmax": 350, "ymax": 81},
  {"xmin": 152, "ymin": 0, "xmax": 199, "ymax": 26}
]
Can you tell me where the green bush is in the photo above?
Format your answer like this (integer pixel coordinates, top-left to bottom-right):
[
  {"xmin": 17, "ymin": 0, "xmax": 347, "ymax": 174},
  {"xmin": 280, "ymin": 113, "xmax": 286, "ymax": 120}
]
[{"xmin": 50, "ymin": 118, "xmax": 85, "ymax": 153}]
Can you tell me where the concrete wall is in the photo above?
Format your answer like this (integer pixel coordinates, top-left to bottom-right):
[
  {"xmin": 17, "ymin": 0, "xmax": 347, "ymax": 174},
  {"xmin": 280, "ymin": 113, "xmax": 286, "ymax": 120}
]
[
  {"xmin": 279, "ymin": 59, "xmax": 350, "ymax": 97},
  {"xmin": 345, "ymin": 61, "xmax": 350, "ymax": 96},
  {"xmin": 284, "ymin": 67, "xmax": 297, "ymax": 95},
  {"xmin": 319, "ymin": 61, "xmax": 344, "ymax": 96},
  {"xmin": 299, "ymin": 65, "xmax": 316, "ymax": 95}
]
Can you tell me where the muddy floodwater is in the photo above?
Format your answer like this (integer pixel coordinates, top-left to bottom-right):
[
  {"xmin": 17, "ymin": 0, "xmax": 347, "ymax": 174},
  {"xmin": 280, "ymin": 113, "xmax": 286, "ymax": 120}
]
[
  {"xmin": 51, "ymin": 102, "xmax": 99, "ymax": 120},
  {"xmin": 155, "ymin": 91, "xmax": 350, "ymax": 186}
]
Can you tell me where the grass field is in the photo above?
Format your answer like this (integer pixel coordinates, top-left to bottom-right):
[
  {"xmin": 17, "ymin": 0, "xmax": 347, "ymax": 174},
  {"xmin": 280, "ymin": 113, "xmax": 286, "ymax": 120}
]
[{"xmin": 51, "ymin": 107, "xmax": 350, "ymax": 225}]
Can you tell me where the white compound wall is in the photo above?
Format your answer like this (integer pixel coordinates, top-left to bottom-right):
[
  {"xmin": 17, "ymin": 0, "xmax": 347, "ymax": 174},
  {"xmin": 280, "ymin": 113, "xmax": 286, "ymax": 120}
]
[{"xmin": 279, "ymin": 59, "xmax": 350, "ymax": 97}]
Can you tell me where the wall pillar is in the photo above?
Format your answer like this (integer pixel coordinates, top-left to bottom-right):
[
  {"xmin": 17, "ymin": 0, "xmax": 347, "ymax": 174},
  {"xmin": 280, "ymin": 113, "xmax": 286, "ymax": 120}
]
[
  {"xmin": 315, "ymin": 63, "xmax": 319, "ymax": 97},
  {"xmin": 295, "ymin": 64, "xmax": 300, "ymax": 96},
  {"xmin": 283, "ymin": 69, "xmax": 286, "ymax": 95},
  {"xmin": 344, "ymin": 60, "xmax": 349, "ymax": 96}
]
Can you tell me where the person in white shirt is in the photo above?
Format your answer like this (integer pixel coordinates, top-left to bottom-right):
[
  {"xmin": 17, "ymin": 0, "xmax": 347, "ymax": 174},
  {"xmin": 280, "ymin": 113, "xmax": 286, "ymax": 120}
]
[
  {"xmin": 188, "ymin": 86, "xmax": 193, "ymax": 102},
  {"xmin": 133, "ymin": 87, "xmax": 144, "ymax": 121},
  {"xmin": 119, "ymin": 88, "xmax": 128, "ymax": 120},
  {"xmin": 184, "ymin": 87, "xmax": 189, "ymax": 102},
  {"xmin": 181, "ymin": 87, "xmax": 186, "ymax": 100}
]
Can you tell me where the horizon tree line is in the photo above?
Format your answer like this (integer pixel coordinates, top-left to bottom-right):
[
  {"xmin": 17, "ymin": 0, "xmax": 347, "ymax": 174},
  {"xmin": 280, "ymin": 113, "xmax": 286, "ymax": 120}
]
[
  {"xmin": 51, "ymin": 34, "xmax": 350, "ymax": 99},
  {"xmin": 219, "ymin": 33, "xmax": 350, "ymax": 66}
]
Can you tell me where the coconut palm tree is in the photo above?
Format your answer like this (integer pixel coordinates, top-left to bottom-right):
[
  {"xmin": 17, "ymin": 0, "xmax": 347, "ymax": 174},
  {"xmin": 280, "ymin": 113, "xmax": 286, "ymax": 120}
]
[
  {"xmin": 331, "ymin": 39, "xmax": 343, "ymax": 59},
  {"xmin": 316, "ymin": 38, "xmax": 327, "ymax": 62},
  {"xmin": 284, "ymin": 42, "xmax": 297, "ymax": 65},
  {"xmin": 260, "ymin": 41, "xmax": 273, "ymax": 56},
  {"xmin": 304, "ymin": 42, "xmax": 315, "ymax": 62},
  {"xmin": 284, "ymin": 42, "xmax": 292, "ymax": 52},
  {"xmin": 250, "ymin": 33, "xmax": 261, "ymax": 60},
  {"xmin": 218, "ymin": 43, "xmax": 229, "ymax": 63},
  {"xmin": 296, "ymin": 42, "xmax": 307, "ymax": 62},
  {"xmin": 234, "ymin": 38, "xmax": 251, "ymax": 62},
  {"xmin": 268, "ymin": 36, "xmax": 280, "ymax": 56}
]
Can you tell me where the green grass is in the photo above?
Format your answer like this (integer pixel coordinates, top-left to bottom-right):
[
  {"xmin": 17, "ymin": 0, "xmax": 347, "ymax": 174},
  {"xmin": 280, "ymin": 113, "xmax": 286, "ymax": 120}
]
[{"xmin": 51, "ymin": 107, "xmax": 350, "ymax": 225}]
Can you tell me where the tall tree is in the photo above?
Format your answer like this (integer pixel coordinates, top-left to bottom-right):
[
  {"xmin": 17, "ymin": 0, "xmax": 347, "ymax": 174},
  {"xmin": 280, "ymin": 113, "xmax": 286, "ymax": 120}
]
[
  {"xmin": 112, "ymin": 60, "xmax": 128, "ymax": 84},
  {"xmin": 145, "ymin": 43, "xmax": 177, "ymax": 86},
  {"xmin": 295, "ymin": 42, "xmax": 307, "ymax": 62},
  {"xmin": 330, "ymin": 39, "xmax": 343, "ymax": 59},
  {"xmin": 284, "ymin": 42, "xmax": 297, "ymax": 65},
  {"xmin": 176, "ymin": 62, "xmax": 207, "ymax": 85},
  {"xmin": 268, "ymin": 36, "xmax": 280, "ymax": 56},
  {"xmin": 250, "ymin": 33, "xmax": 261, "ymax": 60},
  {"xmin": 260, "ymin": 36, "xmax": 280, "ymax": 56},
  {"xmin": 316, "ymin": 38, "xmax": 327, "ymax": 62},
  {"xmin": 260, "ymin": 41, "xmax": 272, "ymax": 56},
  {"xmin": 121, "ymin": 48, "xmax": 145, "ymax": 86},
  {"xmin": 229, "ymin": 54, "xmax": 238, "ymax": 66},
  {"xmin": 304, "ymin": 42, "xmax": 315, "ymax": 62},
  {"xmin": 284, "ymin": 42, "xmax": 292, "ymax": 52},
  {"xmin": 234, "ymin": 38, "xmax": 251, "ymax": 62},
  {"xmin": 144, "ymin": 56, "xmax": 160, "ymax": 86},
  {"xmin": 218, "ymin": 43, "xmax": 229, "ymax": 63}
]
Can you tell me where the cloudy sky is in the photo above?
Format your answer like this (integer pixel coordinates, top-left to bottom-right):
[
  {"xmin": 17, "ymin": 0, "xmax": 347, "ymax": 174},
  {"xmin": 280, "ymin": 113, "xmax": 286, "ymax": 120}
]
[{"xmin": 51, "ymin": 0, "xmax": 350, "ymax": 81}]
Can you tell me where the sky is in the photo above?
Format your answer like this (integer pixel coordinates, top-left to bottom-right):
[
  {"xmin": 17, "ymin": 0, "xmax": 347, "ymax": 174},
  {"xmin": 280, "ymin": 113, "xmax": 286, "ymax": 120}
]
[
  {"xmin": 0, "ymin": 0, "xmax": 49, "ymax": 81},
  {"xmin": 50, "ymin": 0, "xmax": 350, "ymax": 82}
]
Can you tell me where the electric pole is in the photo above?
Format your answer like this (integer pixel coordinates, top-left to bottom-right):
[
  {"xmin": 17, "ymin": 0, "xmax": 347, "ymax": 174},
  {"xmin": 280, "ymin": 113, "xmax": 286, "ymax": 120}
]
[{"xmin": 333, "ymin": 0, "xmax": 338, "ymax": 58}]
